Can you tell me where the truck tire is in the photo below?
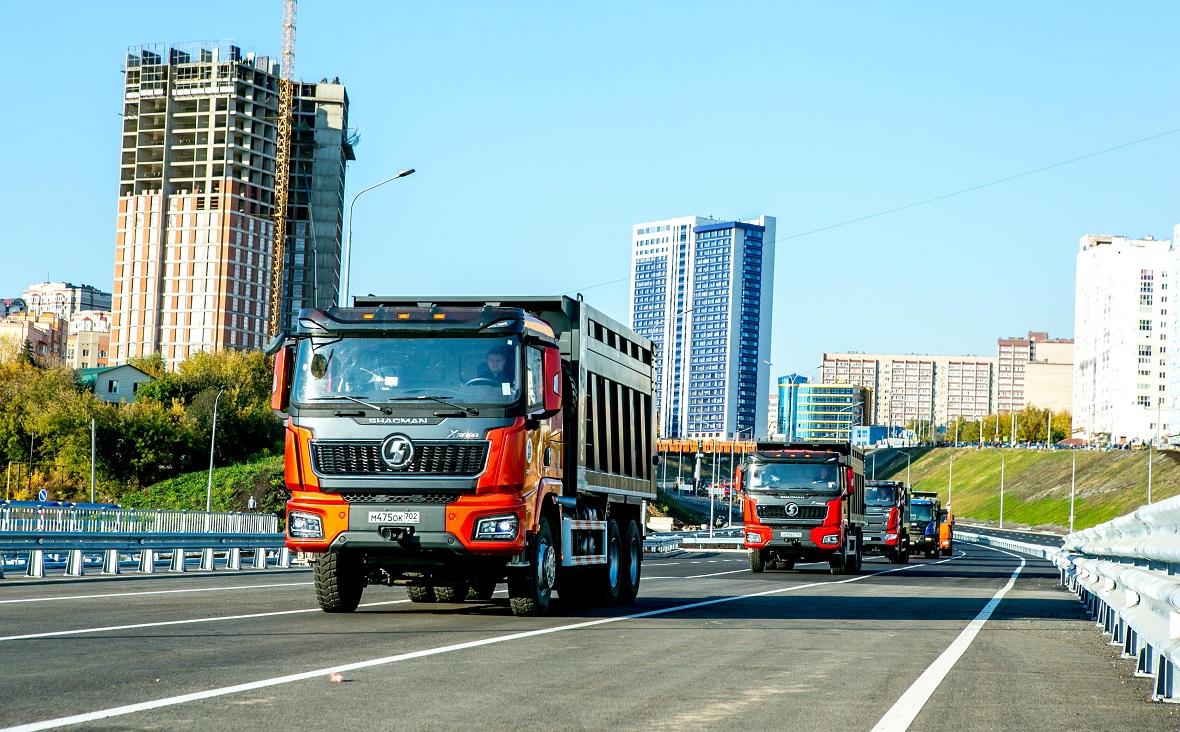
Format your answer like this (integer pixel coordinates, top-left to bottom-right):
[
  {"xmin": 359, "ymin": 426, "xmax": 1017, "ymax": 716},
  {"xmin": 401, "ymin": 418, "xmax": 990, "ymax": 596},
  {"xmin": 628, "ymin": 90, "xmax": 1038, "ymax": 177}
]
[
  {"xmin": 434, "ymin": 584, "xmax": 469, "ymax": 602},
  {"xmin": 508, "ymin": 515, "xmax": 556, "ymax": 616},
  {"xmin": 587, "ymin": 517, "xmax": 622, "ymax": 607},
  {"xmin": 749, "ymin": 548, "xmax": 766, "ymax": 573},
  {"xmin": 850, "ymin": 536, "xmax": 862, "ymax": 574},
  {"xmin": 925, "ymin": 549, "xmax": 937, "ymax": 559},
  {"xmin": 618, "ymin": 519, "xmax": 642, "ymax": 605},
  {"xmin": 941, "ymin": 543, "xmax": 952, "ymax": 557},
  {"xmin": 467, "ymin": 579, "xmax": 497, "ymax": 602},
  {"xmin": 407, "ymin": 584, "xmax": 437, "ymax": 603},
  {"xmin": 313, "ymin": 552, "xmax": 364, "ymax": 613},
  {"xmin": 828, "ymin": 541, "xmax": 849, "ymax": 575}
]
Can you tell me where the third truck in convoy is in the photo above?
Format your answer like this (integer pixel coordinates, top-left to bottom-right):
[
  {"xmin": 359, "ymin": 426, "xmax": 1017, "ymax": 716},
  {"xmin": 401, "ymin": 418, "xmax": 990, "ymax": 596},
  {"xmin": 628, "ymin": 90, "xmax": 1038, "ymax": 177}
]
[
  {"xmin": 740, "ymin": 441, "xmax": 866, "ymax": 574},
  {"xmin": 862, "ymin": 479, "xmax": 910, "ymax": 563},
  {"xmin": 271, "ymin": 296, "xmax": 655, "ymax": 616}
]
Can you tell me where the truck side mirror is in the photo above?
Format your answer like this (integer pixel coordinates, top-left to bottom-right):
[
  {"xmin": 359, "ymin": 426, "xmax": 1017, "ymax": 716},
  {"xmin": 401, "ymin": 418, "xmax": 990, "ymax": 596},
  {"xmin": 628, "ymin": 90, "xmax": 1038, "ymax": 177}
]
[
  {"xmin": 938, "ymin": 509, "xmax": 947, "ymax": 521},
  {"xmin": 541, "ymin": 346, "xmax": 562, "ymax": 415},
  {"xmin": 271, "ymin": 345, "xmax": 295, "ymax": 413}
]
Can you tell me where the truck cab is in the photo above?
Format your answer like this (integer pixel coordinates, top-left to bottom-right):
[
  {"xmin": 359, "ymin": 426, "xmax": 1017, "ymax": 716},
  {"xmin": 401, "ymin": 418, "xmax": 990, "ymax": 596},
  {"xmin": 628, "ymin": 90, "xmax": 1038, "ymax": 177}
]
[
  {"xmin": 740, "ymin": 442, "xmax": 866, "ymax": 575},
  {"xmin": 908, "ymin": 491, "xmax": 942, "ymax": 559},
  {"xmin": 862, "ymin": 480, "xmax": 909, "ymax": 564}
]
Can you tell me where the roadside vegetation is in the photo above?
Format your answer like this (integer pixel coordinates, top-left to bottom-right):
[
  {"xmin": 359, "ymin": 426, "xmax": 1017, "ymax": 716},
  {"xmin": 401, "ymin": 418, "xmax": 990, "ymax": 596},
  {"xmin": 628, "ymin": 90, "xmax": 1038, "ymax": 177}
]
[{"xmin": 881, "ymin": 446, "xmax": 1180, "ymax": 532}]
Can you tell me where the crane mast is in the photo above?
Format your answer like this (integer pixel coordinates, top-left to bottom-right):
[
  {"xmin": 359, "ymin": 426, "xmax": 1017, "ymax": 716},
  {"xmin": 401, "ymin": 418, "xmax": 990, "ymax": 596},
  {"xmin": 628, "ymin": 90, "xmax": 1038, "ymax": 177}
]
[{"xmin": 268, "ymin": 0, "xmax": 296, "ymax": 338}]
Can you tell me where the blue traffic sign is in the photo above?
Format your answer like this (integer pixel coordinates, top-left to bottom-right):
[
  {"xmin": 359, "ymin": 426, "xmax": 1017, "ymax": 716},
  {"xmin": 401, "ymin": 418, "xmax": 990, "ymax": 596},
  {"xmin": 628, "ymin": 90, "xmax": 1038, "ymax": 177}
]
[{"xmin": 37, "ymin": 489, "xmax": 47, "ymax": 501}]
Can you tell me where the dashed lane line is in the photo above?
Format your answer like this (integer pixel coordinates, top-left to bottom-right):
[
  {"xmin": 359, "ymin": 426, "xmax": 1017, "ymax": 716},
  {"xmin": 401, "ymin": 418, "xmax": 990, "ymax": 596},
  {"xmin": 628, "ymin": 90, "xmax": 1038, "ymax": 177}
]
[
  {"xmin": 870, "ymin": 545, "xmax": 1026, "ymax": 732},
  {"xmin": 0, "ymin": 582, "xmax": 313, "ymax": 605},
  {"xmin": 0, "ymin": 553, "xmax": 962, "ymax": 732}
]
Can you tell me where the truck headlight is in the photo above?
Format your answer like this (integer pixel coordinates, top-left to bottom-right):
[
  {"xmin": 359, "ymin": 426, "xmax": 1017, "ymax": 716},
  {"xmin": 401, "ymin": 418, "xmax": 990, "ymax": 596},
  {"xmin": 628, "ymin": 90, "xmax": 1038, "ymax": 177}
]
[
  {"xmin": 885, "ymin": 533, "xmax": 897, "ymax": 541},
  {"xmin": 745, "ymin": 532, "xmax": 761, "ymax": 543},
  {"xmin": 288, "ymin": 512, "xmax": 323, "ymax": 539},
  {"xmin": 474, "ymin": 515, "xmax": 518, "ymax": 541},
  {"xmin": 822, "ymin": 534, "xmax": 839, "ymax": 545}
]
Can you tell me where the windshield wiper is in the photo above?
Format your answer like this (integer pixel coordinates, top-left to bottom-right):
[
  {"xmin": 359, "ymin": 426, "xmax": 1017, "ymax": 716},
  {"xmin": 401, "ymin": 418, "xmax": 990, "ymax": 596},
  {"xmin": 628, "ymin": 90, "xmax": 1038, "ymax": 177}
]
[
  {"xmin": 315, "ymin": 395, "xmax": 392, "ymax": 414},
  {"xmin": 388, "ymin": 395, "xmax": 478, "ymax": 416}
]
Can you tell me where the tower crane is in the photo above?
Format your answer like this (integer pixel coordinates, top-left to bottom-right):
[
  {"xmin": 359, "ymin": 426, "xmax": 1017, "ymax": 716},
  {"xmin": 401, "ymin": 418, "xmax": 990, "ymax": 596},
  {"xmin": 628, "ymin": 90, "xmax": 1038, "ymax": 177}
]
[{"xmin": 268, "ymin": 0, "xmax": 296, "ymax": 338}]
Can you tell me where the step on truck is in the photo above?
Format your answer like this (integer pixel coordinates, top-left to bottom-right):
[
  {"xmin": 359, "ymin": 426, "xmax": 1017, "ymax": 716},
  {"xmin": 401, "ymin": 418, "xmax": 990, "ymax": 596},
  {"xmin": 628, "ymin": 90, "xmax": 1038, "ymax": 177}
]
[
  {"xmin": 270, "ymin": 296, "xmax": 656, "ymax": 616},
  {"xmin": 909, "ymin": 491, "xmax": 943, "ymax": 559},
  {"xmin": 862, "ymin": 480, "xmax": 910, "ymax": 564},
  {"xmin": 739, "ymin": 442, "xmax": 866, "ymax": 575}
]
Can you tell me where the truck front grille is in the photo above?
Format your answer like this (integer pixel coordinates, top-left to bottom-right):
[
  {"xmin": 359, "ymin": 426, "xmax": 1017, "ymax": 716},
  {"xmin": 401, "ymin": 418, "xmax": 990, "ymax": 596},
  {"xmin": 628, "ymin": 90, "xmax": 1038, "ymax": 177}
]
[
  {"xmin": 756, "ymin": 504, "xmax": 827, "ymax": 520},
  {"xmin": 312, "ymin": 441, "xmax": 489, "ymax": 477},
  {"xmin": 340, "ymin": 493, "xmax": 462, "ymax": 504}
]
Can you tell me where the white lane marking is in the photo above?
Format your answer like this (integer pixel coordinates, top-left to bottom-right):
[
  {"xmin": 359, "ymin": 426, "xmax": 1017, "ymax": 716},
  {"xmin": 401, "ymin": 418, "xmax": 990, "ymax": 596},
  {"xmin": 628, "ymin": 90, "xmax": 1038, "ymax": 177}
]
[
  {"xmin": 0, "ymin": 582, "xmax": 313, "ymax": 605},
  {"xmin": 0, "ymin": 599, "xmax": 410, "ymax": 643},
  {"xmin": 870, "ymin": 546, "xmax": 1025, "ymax": 732},
  {"xmin": 0, "ymin": 555, "xmax": 961, "ymax": 732}
]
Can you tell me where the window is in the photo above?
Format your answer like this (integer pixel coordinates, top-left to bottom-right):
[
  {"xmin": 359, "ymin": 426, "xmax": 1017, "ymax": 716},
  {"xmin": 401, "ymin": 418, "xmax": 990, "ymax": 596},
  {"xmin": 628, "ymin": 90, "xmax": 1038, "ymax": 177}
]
[
  {"xmin": 108, "ymin": 380, "xmax": 119, "ymax": 394},
  {"xmin": 526, "ymin": 346, "xmax": 544, "ymax": 412}
]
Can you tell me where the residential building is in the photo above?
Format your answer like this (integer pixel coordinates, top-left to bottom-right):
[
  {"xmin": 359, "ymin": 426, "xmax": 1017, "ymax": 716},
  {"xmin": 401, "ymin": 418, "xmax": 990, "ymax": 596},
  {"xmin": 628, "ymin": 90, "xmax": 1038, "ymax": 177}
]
[
  {"xmin": 66, "ymin": 311, "xmax": 112, "ymax": 369},
  {"xmin": 995, "ymin": 331, "xmax": 1073, "ymax": 412},
  {"xmin": 22, "ymin": 282, "xmax": 111, "ymax": 321},
  {"xmin": 112, "ymin": 42, "xmax": 353, "ymax": 370},
  {"xmin": 1024, "ymin": 339, "xmax": 1074, "ymax": 412},
  {"xmin": 629, "ymin": 214, "xmax": 775, "ymax": 439},
  {"xmin": 777, "ymin": 378, "xmax": 869, "ymax": 442},
  {"xmin": 80, "ymin": 365, "xmax": 154, "ymax": 404},
  {"xmin": 0, "ymin": 313, "xmax": 67, "ymax": 361},
  {"xmin": 1074, "ymin": 234, "xmax": 1171, "ymax": 443},
  {"xmin": 823, "ymin": 352, "xmax": 994, "ymax": 431},
  {"xmin": 1, "ymin": 298, "xmax": 26, "ymax": 317},
  {"xmin": 767, "ymin": 391, "xmax": 779, "ymax": 439}
]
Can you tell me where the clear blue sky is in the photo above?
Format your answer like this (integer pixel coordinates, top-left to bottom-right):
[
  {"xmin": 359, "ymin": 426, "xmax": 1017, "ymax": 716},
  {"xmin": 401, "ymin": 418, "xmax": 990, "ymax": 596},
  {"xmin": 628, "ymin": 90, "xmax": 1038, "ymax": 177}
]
[{"xmin": 1, "ymin": 2, "xmax": 1177, "ymax": 376}]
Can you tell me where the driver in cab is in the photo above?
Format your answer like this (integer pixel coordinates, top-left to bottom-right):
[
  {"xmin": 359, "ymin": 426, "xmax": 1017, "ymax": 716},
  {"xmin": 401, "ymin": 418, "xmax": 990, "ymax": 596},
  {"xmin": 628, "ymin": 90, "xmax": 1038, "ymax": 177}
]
[{"xmin": 477, "ymin": 345, "xmax": 514, "ymax": 383}]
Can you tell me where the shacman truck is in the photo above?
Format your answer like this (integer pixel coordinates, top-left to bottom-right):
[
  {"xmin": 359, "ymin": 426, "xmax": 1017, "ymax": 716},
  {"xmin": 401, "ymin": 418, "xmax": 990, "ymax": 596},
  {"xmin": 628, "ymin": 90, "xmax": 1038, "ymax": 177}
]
[
  {"xmin": 270, "ymin": 296, "xmax": 656, "ymax": 617},
  {"xmin": 739, "ymin": 442, "xmax": 866, "ymax": 574},
  {"xmin": 862, "ymin": 479, "xmax": 910, "ymax": 563},
  {"xmin": 909, "ymin": 490, "xmax": 943, "ymax": 559}
]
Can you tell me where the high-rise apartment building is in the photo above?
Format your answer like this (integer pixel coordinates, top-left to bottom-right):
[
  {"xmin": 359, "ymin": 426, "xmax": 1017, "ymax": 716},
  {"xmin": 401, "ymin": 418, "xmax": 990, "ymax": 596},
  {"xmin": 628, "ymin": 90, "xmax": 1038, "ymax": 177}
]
[
  {"xmin": 111, "ymin": 43, "xmax": 352, "ymax": 369},
  {"xmin": 629, "ymin": 215, "xmax": 775, "ymax": 439},
  {"xmin": 1075, "ymin": 234, "xmax": 1171, "ymax": 443},
  {"xmin": 823, "ymin": 353, "xmax": 994, "ymax": 430},
  {"xmin": 22, "ymin": 282, "xmax": 111, "ymax": 321},
  {"xmin": 995, "ymin": 331, "xmax": 1073, "ymax": 412}
]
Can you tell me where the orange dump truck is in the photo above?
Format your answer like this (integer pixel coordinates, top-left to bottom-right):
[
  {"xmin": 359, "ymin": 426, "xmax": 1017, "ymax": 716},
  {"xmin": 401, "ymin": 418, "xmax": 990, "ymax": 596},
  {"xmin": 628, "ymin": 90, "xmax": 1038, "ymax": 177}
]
[{"xmin": 270, "ymin": 296, "xmax": 656, "ymax": 616}]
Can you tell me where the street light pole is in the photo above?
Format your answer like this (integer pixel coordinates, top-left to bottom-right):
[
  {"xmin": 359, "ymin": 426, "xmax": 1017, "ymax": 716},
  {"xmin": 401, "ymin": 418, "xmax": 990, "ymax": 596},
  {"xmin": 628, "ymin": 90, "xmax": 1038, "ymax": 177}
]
[
  {"xmin": 90, "ymin": 418, "xmax": 96, "ymax": 504},
  {"xmin": 340, "ymin": 168, "xmax": 415, "ymax": 306},
  {"xmin": 206, "ymin": 386, "xmax": 227, "ymax": 514},
  {"xmin": 904, "ymin": 450, "xmax": 911, "ymax": 488},
  {"xmin": 1069, "ymin": 449, "xmax": 1076, "ymax": 533}
]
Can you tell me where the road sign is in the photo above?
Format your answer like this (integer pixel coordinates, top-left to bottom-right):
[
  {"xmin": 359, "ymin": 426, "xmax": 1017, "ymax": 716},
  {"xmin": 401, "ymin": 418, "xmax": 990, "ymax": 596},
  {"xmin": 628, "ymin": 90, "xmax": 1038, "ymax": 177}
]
[{"xmin": 37, "ymin": 489, "xmax": 47, "ymax": 501}]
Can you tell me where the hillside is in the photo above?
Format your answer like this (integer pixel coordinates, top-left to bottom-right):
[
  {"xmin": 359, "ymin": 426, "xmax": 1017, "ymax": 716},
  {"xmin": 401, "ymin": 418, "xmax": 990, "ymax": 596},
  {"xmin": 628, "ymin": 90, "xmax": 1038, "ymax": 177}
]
[
  {"xmin": 879, "ymin": 447, "xmax": 1180, "ymax": 532},
  {"xmin": 119, "ymin": 452, "xmax": 287, "ymax": 516}
]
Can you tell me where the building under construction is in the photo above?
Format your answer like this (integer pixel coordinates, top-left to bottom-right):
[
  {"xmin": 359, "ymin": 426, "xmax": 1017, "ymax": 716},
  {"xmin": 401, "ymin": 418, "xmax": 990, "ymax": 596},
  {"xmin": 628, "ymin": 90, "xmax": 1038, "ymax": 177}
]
[{"xmin": 111, "ymin": 42, "xmax": 354, "ymax": 369}]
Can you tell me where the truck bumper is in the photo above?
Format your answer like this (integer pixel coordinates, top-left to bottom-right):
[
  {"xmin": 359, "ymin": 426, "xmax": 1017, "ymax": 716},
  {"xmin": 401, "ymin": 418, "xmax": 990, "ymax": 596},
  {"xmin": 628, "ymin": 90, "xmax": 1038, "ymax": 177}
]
[{"xmin": 743, "ymin": 523, "xmax": 840, "ymax": 552}]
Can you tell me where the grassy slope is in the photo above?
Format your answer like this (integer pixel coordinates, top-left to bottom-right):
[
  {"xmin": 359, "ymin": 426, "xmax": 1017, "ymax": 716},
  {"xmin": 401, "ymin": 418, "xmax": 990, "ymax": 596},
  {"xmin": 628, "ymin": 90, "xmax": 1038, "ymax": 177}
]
[
  {"xmin": 880, "ymin": 447, "xmax": 1180, "ymax": 532},
  {"xmin": 120, "ymin": 453, "xmax": 287, "ymax": 516}
]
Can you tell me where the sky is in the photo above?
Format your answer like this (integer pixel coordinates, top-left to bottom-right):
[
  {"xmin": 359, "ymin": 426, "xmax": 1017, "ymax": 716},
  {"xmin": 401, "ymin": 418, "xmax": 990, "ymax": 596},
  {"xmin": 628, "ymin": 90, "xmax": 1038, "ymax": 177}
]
[{"xmin": 1, "ymin": 2, "xmax": 1177, "ymax": 376}]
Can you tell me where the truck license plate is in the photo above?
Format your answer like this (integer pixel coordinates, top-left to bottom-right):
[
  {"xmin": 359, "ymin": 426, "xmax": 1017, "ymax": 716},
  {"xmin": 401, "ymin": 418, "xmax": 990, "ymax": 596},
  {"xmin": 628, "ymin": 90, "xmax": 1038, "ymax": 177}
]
[
  {"xmin": 369, "ymin": 511, "xmax": 420, "ymax": 524},
  {"xmin": 779, "ymin": 530, "xmax": 802, "ymax": 539}
]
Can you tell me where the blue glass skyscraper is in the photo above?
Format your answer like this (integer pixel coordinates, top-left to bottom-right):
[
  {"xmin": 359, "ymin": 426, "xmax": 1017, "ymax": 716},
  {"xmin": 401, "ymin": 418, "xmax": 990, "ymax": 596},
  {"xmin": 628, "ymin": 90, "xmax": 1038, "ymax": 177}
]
[{"xmin": 629, "ymin": 215, "xmax": 775, "ymax": 439}]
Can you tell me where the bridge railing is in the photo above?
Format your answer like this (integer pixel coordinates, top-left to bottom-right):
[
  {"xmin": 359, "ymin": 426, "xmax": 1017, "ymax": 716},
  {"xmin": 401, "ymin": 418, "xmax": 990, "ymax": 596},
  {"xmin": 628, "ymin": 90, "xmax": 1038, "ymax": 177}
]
[
  {"xmin": 0, "ymin": 507, "xmax": 288, "ymax": 579},
  {"xmin": 1055, "ymin": 495, "xmax": 1180, "ymax": 703}
]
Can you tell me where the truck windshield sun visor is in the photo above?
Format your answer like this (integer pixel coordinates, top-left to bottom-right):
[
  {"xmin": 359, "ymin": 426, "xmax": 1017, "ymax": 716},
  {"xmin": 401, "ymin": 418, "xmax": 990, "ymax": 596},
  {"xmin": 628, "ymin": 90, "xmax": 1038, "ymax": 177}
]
[
  {"xmin": 292, "ymin": 336, "xmax": 523, "ymax": 409},
  {"xmin": 748, "ymin": 462, "xmax": 841, "ymax": 491}
]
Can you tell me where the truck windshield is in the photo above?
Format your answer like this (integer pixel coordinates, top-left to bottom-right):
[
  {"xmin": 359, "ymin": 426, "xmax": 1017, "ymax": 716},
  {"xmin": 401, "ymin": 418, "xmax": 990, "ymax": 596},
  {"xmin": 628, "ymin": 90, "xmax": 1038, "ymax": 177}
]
[
  {"xmin": 911, "ymin": 505, "xmax": 934, "ymax": 523},
  {"xmin": 864, "ymin": 485, "xmax": 895, "ymax": 504},
  {"xmin": 292, "ymin": 336, "xmax": 522, "ymax": 407},
  {"xmin": 748, "ymin": 462, "xmax": 840, "ymax": 491}
]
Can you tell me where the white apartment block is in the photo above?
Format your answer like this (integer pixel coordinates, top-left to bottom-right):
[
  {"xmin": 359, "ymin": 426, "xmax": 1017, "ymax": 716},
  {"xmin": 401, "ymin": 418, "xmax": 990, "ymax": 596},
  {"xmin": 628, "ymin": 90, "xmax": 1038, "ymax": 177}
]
[
  {"xmin": 1074, "ymin": 234, "xmax": 1171, "ymax": 444},
  {"xmin": 823, "ymin": 353, "xmax": 994, "ymax": 430},
  {"xmin": 22, "ymin": 282, "xmax": 111, "ymax": 321}
]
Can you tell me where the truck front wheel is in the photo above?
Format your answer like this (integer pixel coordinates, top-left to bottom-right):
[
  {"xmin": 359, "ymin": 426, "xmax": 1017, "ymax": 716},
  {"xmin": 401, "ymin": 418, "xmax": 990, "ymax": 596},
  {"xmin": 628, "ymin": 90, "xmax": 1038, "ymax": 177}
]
[
  {"xmin": 618, "ymin": 519, "xmax": 642, "ymax": 605},
  {"xmin": 508, "ymin": 516, "xmax": 556, "ymax": 616},
  {"xmin": 313, "ymin": 552, "xmax": 364, "ymax": 613},
  {"xmin": 749, "ymin": 547, "xmax": 766, "ymax": 573}
]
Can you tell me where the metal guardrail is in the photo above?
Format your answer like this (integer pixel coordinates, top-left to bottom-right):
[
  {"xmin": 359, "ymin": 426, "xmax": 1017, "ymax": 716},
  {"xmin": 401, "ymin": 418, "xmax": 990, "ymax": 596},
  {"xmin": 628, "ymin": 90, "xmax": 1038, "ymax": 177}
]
[
  {"xmin": 0, "ymin": 506, "xmax": 278, "ymax": 534},
  {"xmin": 1053, "ymin": 495, "xmax": 1180, "ymax": 703},
  {"xmin": 0, "ymin": 508, "xmax": 289, "ymax": 579},
  {"xmin": 955, "ymin": 530, "xmax": 1057, "ymax": 560},
  {"xmin": 643, "ymin": 535, "xmax": 681, "ymax": 553}
]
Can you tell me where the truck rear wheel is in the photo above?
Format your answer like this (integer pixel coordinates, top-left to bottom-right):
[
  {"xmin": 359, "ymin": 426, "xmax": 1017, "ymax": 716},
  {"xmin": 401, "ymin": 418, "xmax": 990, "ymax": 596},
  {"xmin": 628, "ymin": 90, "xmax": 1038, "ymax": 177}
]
[
  {"xmin": 313, "ymin": 552, "xmax": 364, "ymax": 613},
  {"xmin": 749, "ymin": 548, "xmax": 766, "ymax": 573},
  {"xmin": 407, "ymin": 584, "xmax": 437, "ymax": 603},
  {"xmin": 467, "ymin": 578, "xmax": 497, "ymax": 602},
  {"xmin": 588, "ymin": 517, "xmax": 623, "ymax": 607},
  {"xmin": 618, "ymin": 518, "xmax": 642, "ymax": 605},
  {"xmin": 508, "ymin": 516, "xmax": 556, "ymax": 616},
  {"xmin": 434, "ymin": 584, "xmax": 469, "ymax": 602}
]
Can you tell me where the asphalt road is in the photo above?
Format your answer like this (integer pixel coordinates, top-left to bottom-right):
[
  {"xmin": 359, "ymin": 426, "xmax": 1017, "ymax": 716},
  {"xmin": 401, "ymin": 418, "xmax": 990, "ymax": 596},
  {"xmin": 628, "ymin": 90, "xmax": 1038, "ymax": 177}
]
[{"xmin": 0, "ymin": 545, "xmax": 1171, "ymax": 732}]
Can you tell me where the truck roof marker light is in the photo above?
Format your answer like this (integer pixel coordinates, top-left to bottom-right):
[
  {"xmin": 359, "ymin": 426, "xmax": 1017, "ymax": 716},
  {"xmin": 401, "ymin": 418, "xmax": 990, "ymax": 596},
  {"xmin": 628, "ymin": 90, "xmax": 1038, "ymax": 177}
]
[
  {"xmin": 362, "ymin": 313, "xmax": 375, "ymax": 320},
  {"xmin": 397, "ymin": 313, "xmax": 410, "ymax": 319},
  {"xmin": 433, "ymin": 313, "xmax": 446, "ymax": 320}
]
